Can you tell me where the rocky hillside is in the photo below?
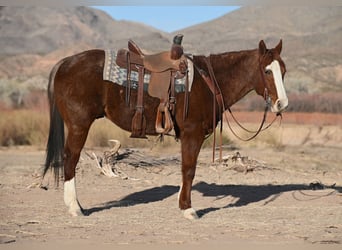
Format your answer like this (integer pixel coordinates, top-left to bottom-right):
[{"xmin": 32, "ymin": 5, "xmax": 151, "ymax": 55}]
[
  {"xmin": 0, "ymin": 6, "xmax": 173, "ymax": 107},
  {"xmin": 0, "ymin": 6, "xmax": 341, "ymax": 108},
  {"xmin": 176, "ymin": 6, "xmax": 342, "ymax": 93},
  {"xmin": 0, "ymin": 6, "xmax": 171, "ymax": 56}
]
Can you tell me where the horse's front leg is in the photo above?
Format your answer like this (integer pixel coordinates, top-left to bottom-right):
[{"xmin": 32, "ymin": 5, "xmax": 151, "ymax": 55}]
[{"xmin": 179, "ymin": 132, "xmax": 204, "ymax": 220}]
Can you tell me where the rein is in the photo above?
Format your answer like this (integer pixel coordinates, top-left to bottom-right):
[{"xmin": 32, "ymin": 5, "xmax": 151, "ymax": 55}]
[
  {"xmin": 190, "ymin": 54, "xmax": 280, "ymax": 162},
  {"xmin": 224, "ymin": 94, "xmax": 281, "ymax": 141}
]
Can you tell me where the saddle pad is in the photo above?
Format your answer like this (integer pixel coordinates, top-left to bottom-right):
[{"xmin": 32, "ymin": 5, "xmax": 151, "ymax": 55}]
[{"xmin": 103, "ymin": 50, "xmax": 194, "ymax": 92}]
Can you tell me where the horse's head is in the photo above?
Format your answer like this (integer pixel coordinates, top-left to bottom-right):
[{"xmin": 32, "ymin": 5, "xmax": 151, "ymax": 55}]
[{"xmin": 256, "ymin": 40, "xmax": 288, "ymax": 113}]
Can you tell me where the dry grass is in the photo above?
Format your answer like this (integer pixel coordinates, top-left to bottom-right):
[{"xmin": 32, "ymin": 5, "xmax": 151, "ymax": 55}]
[
  {"xmin": 0, "ymin": 109, "xmax": 180, "ymax": 149},
  {"xmin": 1, "ymin": 89, "xmax": 341, "ymax": 148},
  {"xmin": 1, "ymin": 108, "xmax": 341, "ymax": 148},
  {"xmin": 238, "ymin": 92, "xmax": 342, "ymax": 114},
  {"xmin": 86, "ymin": 118, "xmax": 179, "ymax": 149},
  {"xmin": 0, "ymin": 108, "xmax": 233, "ymax": 151},
  {"xmin": 0, "ymin": 109, "xmax": 49, "ymax": 146},
  {"xmin": 224, "ymin": 111, "xmax": 342, "ymax": 126}
]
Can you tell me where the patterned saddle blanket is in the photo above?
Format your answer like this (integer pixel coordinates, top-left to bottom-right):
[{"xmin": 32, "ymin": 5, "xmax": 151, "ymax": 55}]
[{"xmin": 103, "ymin": 50, "xmax": 194, "ymax": 92}]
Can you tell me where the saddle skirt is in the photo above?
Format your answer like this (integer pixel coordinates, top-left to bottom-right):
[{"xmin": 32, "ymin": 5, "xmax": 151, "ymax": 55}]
[{"xmin": 103, "ymin": 50, "xmax": 194, "ymax": 93}]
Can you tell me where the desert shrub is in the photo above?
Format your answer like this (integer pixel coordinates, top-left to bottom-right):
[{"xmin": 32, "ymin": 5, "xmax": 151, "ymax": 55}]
[
  {"xmin": 246, "ymin": 92, "xmax": 342, "ymax": 114},
  {"xmin": 287, "ymin": 92, "xmax": 342, "ymax": 113},
  {"xmin": 22, "ymin": 90, "xmax": 48, "ymax": 112},
  {"xmin": 0, "ymin": 110, "xmax": 49, "ymax": 146}
]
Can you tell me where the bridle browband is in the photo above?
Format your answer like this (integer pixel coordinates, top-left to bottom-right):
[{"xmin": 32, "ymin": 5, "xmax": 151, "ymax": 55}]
[{"xmin": 187, "ymin": 53, "xmax": 281, "ymax": 162}]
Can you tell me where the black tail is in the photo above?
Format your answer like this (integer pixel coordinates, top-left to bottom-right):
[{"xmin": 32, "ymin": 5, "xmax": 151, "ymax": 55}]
[{"xmin": 43, "ymin": 59, "xmax": 66, "ymax": 183}]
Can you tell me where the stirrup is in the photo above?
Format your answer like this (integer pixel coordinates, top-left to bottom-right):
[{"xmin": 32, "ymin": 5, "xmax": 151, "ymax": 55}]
[{"xmin": 155, "ymin": 103, "xmax": 173, "ymax": 134}]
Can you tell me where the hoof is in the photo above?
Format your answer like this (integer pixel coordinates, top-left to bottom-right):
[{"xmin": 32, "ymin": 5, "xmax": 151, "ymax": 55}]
[
  {"xmin": 68, "ymin": 207, "xmax": 84, "ymax": 217},
  {"xmin": 182, "ymin": 208, "xmax": 199, "ymax": 220},
  {"xmin": 68, "ymin": 203, "xmax": 84, "ymax": 217}
]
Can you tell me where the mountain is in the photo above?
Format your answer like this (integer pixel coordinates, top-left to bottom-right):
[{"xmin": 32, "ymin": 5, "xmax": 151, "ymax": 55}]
[
  {"xmin": 0, "ymin": 6, "xmax": 341, "ymax": 108},
  {"xmin": 175, "ymin": 6, "xmax": 342, "ymax": 93},
  {"xmin": 175, "ymin": 7, "xmax": 341, "ymax": 54},
  {"xmin": 0, "ymin": 6, "xmax": 173, "ymax": 105},
  {"xmin": 0, "ymin": 6, "xmax": 171, "ymax": 56}
]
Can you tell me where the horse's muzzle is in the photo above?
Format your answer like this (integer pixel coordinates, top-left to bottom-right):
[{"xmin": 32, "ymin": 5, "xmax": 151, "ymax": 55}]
[{"xmin": 271, "ymin": 98, "xmax": 288, "ymax": 113}]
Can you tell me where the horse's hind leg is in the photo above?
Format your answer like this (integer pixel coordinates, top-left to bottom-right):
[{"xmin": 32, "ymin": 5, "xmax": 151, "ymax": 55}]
[{"xmin": 63, "ymin": 125, "xmax": 90, "ymax": 216}]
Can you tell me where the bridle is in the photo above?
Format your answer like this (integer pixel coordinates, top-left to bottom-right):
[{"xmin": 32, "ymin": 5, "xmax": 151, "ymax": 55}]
[
  {"xmin": 189, "ymin": 54, "xmax": 282, "ymax": 162},
  {"xmin": 225, "ymin": 53, "xmax": 283, "ymax": 138}
]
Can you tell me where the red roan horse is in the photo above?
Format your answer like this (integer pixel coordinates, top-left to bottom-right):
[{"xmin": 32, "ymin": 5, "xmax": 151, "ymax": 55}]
[{"xmin": 44, "ymin": 40, "xmax": 288, "ymax": 219}]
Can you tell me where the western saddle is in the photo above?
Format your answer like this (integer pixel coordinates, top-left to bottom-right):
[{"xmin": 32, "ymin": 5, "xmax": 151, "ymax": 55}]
[{"xmin": 116, "ymin": 34, "xmax": 188, "ymax": 138}]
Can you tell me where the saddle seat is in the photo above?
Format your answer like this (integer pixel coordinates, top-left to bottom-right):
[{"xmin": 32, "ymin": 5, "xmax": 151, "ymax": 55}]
[
  {"xmin": 117, "ymin": 39, "xmax": 185, "ymax": 73},
  {"xmin": 129, "ymin": 40, "xmax": 184, "ymax": 73}
]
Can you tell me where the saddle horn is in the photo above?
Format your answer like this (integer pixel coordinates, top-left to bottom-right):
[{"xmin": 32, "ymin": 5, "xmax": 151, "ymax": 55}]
[{"xmin": 171, "ymin": 34, "xmax": 184, "ymax": 60}]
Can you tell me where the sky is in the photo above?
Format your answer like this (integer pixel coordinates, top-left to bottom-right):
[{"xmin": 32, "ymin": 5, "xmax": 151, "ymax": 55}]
[{"xmin": 91, "ymin": 6, "xmax": 240, "ymax": 33}]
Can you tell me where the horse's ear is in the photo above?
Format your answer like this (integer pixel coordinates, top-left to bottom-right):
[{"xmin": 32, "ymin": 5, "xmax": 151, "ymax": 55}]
[
  {"xmin": 259, "ymin": 40, "xmax": 267, "ymax": 55},
  {"xmin": 275, "ymin": 39, "xmax": 282, "ymax": 54}
]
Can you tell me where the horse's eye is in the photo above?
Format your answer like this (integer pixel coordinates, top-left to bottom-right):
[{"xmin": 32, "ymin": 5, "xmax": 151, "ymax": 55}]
[{"xmin": 265, "ymin": 69, "xmax": 272, "ymax": 75}]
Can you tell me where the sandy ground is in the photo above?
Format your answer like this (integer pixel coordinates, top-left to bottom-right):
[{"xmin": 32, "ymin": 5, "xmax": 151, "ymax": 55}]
[{"xmin": 0, "ymin": 124, "xmax": 341, "ymax": 250}]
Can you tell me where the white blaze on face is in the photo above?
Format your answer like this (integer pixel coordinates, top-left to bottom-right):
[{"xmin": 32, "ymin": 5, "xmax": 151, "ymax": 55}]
[{"xmin": 265, "ymin": 60, "xmax": 288, "ymax": 113}]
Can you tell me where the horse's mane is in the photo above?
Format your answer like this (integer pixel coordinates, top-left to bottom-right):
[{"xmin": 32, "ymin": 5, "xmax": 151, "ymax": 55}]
[{"xmin": 193, "ymin": 49, "xmax": 258, "ymax": 63}]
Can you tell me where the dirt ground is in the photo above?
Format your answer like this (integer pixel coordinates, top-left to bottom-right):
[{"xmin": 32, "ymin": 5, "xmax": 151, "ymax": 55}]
[{"xmin": 0, "ymin": 124, "xmax": 341, "ymax": 250}]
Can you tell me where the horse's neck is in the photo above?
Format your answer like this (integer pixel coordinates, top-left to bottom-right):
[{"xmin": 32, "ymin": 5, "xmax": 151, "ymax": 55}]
[{"xmin": 210, "ymin": 49, "xmax": 259, "ymax": 107}]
